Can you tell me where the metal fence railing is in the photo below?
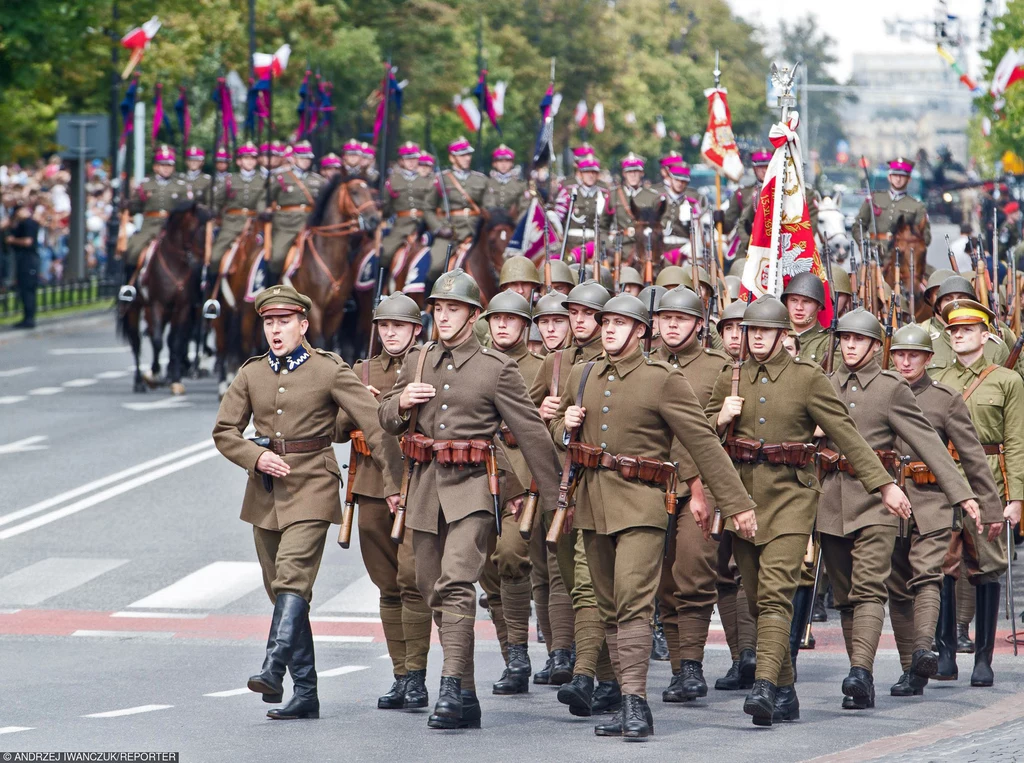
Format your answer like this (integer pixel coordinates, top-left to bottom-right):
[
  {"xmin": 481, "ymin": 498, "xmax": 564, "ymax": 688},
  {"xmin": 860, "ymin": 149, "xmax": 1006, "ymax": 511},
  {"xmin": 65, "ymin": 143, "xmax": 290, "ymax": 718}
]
[{"xmin": 0, "ymin": 277, "xmax": 118, "ymax": 320}]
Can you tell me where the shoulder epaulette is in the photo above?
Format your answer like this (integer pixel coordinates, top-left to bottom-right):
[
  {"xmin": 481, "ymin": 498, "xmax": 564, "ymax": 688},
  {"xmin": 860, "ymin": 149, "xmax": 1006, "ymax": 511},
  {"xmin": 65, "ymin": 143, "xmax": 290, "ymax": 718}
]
[
  {"xmin": 313, "ymin": 347, "xmax": 343, "ymax": 364},
  {"xmin": 240, "ymin": 352, "xmax": 268, "ymax": 369}
]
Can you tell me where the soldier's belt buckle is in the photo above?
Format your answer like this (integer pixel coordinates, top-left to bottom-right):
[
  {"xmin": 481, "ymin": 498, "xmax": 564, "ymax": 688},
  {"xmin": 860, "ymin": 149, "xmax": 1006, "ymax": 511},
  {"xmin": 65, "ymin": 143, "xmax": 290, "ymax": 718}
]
[{"xmin": 270, "ymin": 438, "xmax": 287, "ymax": 455}]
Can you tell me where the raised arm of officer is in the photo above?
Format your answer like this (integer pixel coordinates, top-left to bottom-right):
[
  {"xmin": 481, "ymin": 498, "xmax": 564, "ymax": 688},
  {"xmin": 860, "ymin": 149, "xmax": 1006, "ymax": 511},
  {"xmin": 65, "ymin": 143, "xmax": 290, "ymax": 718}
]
[
  {"xmin": 886, "ymin": 379, "xmax": 975, "ymax": 515},
  {"xmin": 804, "ymin": 368, "xmax": 912, "ymax": 518},
  {"xmin": 945, "ymin": 392, "xmax": 1000, "ymax": 531}
]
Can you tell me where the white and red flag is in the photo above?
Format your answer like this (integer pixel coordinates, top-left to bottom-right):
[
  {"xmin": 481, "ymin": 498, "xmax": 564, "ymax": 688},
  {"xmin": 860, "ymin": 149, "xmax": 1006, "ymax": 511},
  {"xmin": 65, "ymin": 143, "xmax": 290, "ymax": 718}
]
[
  {"xmin": 120, "ymin": 16, "xmax": 161, "ymax": 79},
  {"xmin": 453, "ymin": 94, "xmax": 481, "ymax": 133},
  {"xmin": 700, "ymin": 87, "xmax": 743, "ymax": 182},
  {"xmin": 253, "ymin": 45, "xmax": 292, "ymax": 80},
  {"xmin": 741, "ymin": 112, "xmax": 832, "ymax": 326},
  {"xmin": 574, "ymin": 100, "xmax": 588, "ymax": 128},
  {"xmin": 991, "ymin": 48, "xmax": 1024, "ymax": 108},
  {"xmin": 592, "ymin": 102, "xmax": 605, "ymax": 133}
]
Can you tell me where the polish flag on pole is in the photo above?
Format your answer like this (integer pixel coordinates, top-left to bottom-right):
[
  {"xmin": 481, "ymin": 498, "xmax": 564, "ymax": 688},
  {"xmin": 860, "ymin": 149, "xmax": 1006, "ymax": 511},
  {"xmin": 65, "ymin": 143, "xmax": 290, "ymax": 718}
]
[
  {"xmin": 741, "ymin": 112, "xmax": 832, "ymax": 327},
  {"xmin": 700, "ymin": 87, "xmax": 744, "ymax": 182},
  {"xmin": 574, "ymin": 100, "xmax": 588, "ymax": 128},
  {"xmin": 120, "ymin": 16, "xmax": 161, "ymax": 79},
  {"xmin": 654, "ymin": 115, "xmax": 667, "ymax": 139},
  {"xmin": 492, "ymin": 81, "xmax": 506, "ymax": 119},
  {"xmin": 253, "ymin": 45, "xmax": 291, "ymax": 80},
  {"xmin": 454, "ymin": 94, "xmax": 481, "ymax": 133},
  {"xmin": 592, "ymin": 102, "xmax": 606, "ymax": 133},
  {"xmin": 991, "ymin": 48, "xmax": 1024, "ymax": 101}
]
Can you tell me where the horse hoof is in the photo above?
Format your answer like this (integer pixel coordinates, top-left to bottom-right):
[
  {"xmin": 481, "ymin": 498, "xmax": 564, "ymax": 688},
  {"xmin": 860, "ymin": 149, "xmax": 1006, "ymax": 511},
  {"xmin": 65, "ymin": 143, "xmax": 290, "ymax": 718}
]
[
  {"xmin": 170, "ymin": 382, "xmax": 186, "ymax": 396},
  {"xmin": 133, "ymin": 381, "xmax": 148, "ymax": 394}
]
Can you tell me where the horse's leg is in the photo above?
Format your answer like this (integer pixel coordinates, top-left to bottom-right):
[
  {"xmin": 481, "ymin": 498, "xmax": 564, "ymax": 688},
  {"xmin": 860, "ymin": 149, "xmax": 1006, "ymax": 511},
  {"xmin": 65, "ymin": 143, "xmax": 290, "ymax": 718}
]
[
  {"xmin": 167, "ymin": 299, "xmax": 190, "ymax": 394},
  {"xmin": 306, "ymin": 302, "xmax": 326, "ymax": 349},
  {"xmin": 147, "ymin": 303, "xmax": 165, "ymax": 385},
  {"xmin": 124, "ymin": 305, "xmax": 146, "ymax": 394}
]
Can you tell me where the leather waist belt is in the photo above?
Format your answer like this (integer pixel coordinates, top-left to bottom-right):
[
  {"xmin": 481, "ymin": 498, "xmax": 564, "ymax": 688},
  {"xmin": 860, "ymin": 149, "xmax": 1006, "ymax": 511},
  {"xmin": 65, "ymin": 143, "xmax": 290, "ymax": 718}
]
[
  {"xmin": 819, "ymin": 448, "xmax": 900, "ymax": 476},
  {"xmin": 903, "ymin": 461, "xmax": 937, "ymax": 485},
  {"xmin": 949, "ymin": 443, "xmax": 1003, "ymax": 461},
  {"xmin": 144, "ymin": 211, "xmax": 170, "ymax": 219},
  {"xmin": 225, "ymin": 208, "xmax": 258, "ymax": 217},
  {"xmin": 266, "ymin": 435, "xmax": 332, "ymax": 455},
  {"xmin": 349, "ymin": 430, "xmax": 371, "ymax": 457},
  {"xmin": 395, "ymin": 209, "xmax": 424, "ymax": 219},
  {"xmin": 725, "ymin": 438, "xmax": 817, "ymax": 467},
  {"xmin": 278, "ymin": 204, "xmax": 312, "ymax": 213},
  {"xmin": 567, "ymin": 442, "xmax": 676, "ymax": 488},
  {"xmin": 400, "ymin": 434, "xmax": 491, "ymax": 467},
  {"xmin": 868, "ymin": 232, "xmax": 892, "ymax": 241},
  {"xmin": 440, "ymin": 208, "xmax": 480, "ymax": 218},
  {"xmin": 499, "ymin": 424, "xmax": 519, "ymax": 449}
]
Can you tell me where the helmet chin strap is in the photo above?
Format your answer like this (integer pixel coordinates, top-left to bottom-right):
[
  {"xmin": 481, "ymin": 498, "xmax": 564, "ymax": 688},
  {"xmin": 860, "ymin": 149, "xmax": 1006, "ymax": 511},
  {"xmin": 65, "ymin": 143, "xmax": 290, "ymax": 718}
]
[
  {"xmin": 663, "ymin": 320, "xmax": 701, "ymax": 354},
  {"xmin": 440, "ymin": 309, "xmax": 476, "ymax": 348},
  {"xmin": 749, "ymin": 330, "xmax": 785, "ymax": 363},
  {"xmin": 845, "ymin": 341, "xmax": 877, "ymax": 371}
]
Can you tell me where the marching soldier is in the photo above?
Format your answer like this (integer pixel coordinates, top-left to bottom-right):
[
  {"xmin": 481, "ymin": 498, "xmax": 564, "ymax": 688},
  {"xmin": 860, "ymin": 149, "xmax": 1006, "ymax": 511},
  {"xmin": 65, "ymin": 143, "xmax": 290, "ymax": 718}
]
[
  {"xmin": 613, "ymin": 153, "xmax": 662, "ymax": 252},
  {"xmin": 887, "ymin": 324, "xmax": 998, "ymax": 697},
  {"xmin": 212, "ymin": 285, "xmax": 401, "ymax": 721},
  {"xmin": 733, "ymin": 150, "xmax": 772, "ymax": 258},
  {"xmin": 181, "ymin": 146, "xmax": 212, "ymax": 200},
  {"xmin": 119, "ymin": 145, "xmax": 192, "ymax": 301},
  {"xmin": 651, "ymin": 152, "xmax": 683, "ymax": 196},
  {"xmin": 652, "ymin": 287, "xmax": 734, "ymax": 703},
  {"xmin": 852, "ymin": 158, "xmax": 931, "ymax": 259},
  {"xmin": 341, "ymin": 139, "xmax": 364, "ymax": 178},
  {"xmin": 817, "ymin": 309, "xmax": 974, "ymax": 710},
  {"xmin": 707, "ymin": 296, "xmax": 910, "ymax": 727},
  {"xmin": 715, "ymin": 300, "xmax": 746, "ymax": 359},
  {"xmin": 214, "ymin": 147, "xmax": 231, "ymax": 181},
  {"xmin": 548, "ymin": 258, "xmax": 579, "ymax": 295},
  {"xmin": 425, "ymin": 137, "xmax": 488, "ymax": 284},
  {"xmin": 207, "ymin": 141, "xmax": 265, "ymax": 290},
  {"xmin": 379, "ymin": 269, "xmax": 561, "ymax": 730},
  {"xmin": 921, "ymin": 274, "xmax": 1013, "ymax": 374},
  {"xmin": 319, "ymin": 153, "xmax": 343, "ymax": 182},
  {"xmin": 474, "ymin": 256, "xmax": 542, "ymax": 347},
  {"xmin": 529, "ymin": 281, "xmax": 622, "ymax": 718},
  {"xmin": 932, "ymin": 299, "xmax": 1024, "ymax": 687},
  {"xmin": 782, "ymin": 273, "xmax": 831, "ymax": 365},
  {"xmin": 832, "ymin": 268, "xmax": 854, "ymax": 317},
  {"xmin": 482, "ymin": 145, "xmax": 528, "ymax": 213},
  {"xmin": 335, "ymin": 293, "xmax": 434, "ymax": 711},
  {"xmin": 618, "ymin": 266, "xmax": 644, "ymax": 296},
  {"xmin": 476, "ymin": 290, "xmax": 545, "ymax": 694},
  {"xmin": 555, "ymin": 157, "xmax": 613, "ymax": 258},
  {"xmin": 265, "ymin": 141, "xmax": 327, "ymax": 286},
  {"xmin": 380, "ymin": 142, "xmax": 434, "ymax": 275},
  {"xmin": 417, "ymin": 153, "xmax": 435, "ymax": 178},
  {"xmin": 660, "ymin": 164, "xmax": 700, "ymax": 266},
  {"xmin": 552, "ymin": 294, "xmax": 755, "ymax": 741}
]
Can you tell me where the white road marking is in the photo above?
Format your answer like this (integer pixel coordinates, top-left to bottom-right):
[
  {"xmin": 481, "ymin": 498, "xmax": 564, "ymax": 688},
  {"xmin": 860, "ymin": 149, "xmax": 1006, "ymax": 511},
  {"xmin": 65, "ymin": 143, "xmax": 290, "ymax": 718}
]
[
  {"xmin": 316, "ymin": 575, "xmax": 381, "ymax": 614},
  {"xmin": 0, "ymin": 558, "xmax": 128, "ymax": 606},
  {"xmin": 318, "ymin": 665, "xmax": 370, "ymax": 678},
  {"xmin": 204, "ymin": 688, "xmax": 252, "ymax": 698},
  {"xmin": 27, "ymin": 387, "xmax": 63, "ymax": 396},
  {"xmin": 73, "ymin": 630, "xmax": 176, "ymax": 640},
  {"xmin": 50, "ymin": 347, "xmax": 129, "ymax": 356},
  {"xmin": 83, "ymin": 704, "xmax": 174, "ymax": 718},
  {"xmin": 0, "ymin": 436, "xmax": 48, "ymax": 456},
  {"xmin": 0, "ymin": 366, "xmax": 35, "ymax": 378},
  {"xmin": 0, "ymin": 726, "xmax": 34, "ymax": 735},
  {"xmin": 313, "ymin": 635, "xmax": 375, "ymax": 643},
  {"xmin": 127, "ymin": 561, "xmax": 264, "ymax": 610},
  {"xmin": 95, "ymin": 370, "xmax": 130, "ymax": 379},
  {"xmin": 0, "ymin": 446, "xmax": 219, "ymax": 540},
  {"xmin": 0, "ymin": 396, "xmax": 28, "ymax": 405},
  {"xmin": 0, "ymin": 608, "xmax": 22, "ymax": 614},
  {"xmin": 122, "ymin": 397, "xmax": 192, "ymax": 411},
  {"xmin": 0, "ymin": 438, "xmax": 216, "ymax": 529},
  {"xmin": 63, "ymin": 378, "xmax": 98, "ymax": 388},
  {"xmin": 111, "ymin": 611, "xmax": 208, "ymax": 620}
]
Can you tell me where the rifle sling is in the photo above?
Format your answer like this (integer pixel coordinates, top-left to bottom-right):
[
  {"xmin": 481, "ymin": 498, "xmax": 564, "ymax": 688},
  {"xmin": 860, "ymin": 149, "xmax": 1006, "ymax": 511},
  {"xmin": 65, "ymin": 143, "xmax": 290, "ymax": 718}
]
[
  {"xmin": 962, "ymin": 364, "xmax": 1000, "ymax": 403},
  {"xmin": 406, "ymin": 342, "xmax": 435, "ymax": 443},
  {"xmin": 444, "ymin": 171, "xmax": 481, "ymax": 216}
]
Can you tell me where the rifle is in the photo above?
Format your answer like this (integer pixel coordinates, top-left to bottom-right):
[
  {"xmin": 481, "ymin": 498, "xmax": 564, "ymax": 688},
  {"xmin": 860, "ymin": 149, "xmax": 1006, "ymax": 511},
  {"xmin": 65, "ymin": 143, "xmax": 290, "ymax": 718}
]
[
  {"xmin": 485, "ymin": 443, "xmax": 502, "ymax": 537},
  {"xmin": 262, "ymin": 135, "xmax": 274, "ymax": 264},
  {"xmin": 881, "ymin": 276, "xmax": 897, "ymax": 368},
  {"xmin": 610, "ymin": 221, "xmax": 621, "ymax": 293},
  {"xmin": 822, "ymin": 241, "xmax": 839, "ymax": 375},
  {"xmin": 559, "ymin": 190, "xmax": 578, "ymax": 268},
  {"xmin": 801, "ymin": 543, "xmax": 823, "ymax": 648},
  {"xmin": 541, "ymin": 184, "xmax": 553, "ymax": 294},
  {"xmin": 546, "ymin": 362, "xmax": 596, "ymax": 551},
  {"xmin": 848, "ymin": 232, "xmax": 861, "ymax": 308},
  {"xmin": 969, "ymin": 238, "xmax": 991, "ymax": 309},
  {"xmin": 859, "ymin": 156, "xmax": 883, "ymax": 251},
  {"xmin": 390, "ymin": 343, "xmax": 433, "ymax": 544},
  {"xmin": 893, "ymin": 246, "xmax": 904, "ymax": 328},
  {"xmin": 643, "ymin": 228, "xmax": 654, "ymax": 286},
  {"xmin": 1007, "ymin": 520, "xmax": 1018, "ymax": 656},
  {"xmin": 1006, "ymin": 331, "xmax": 1024, "ymax": 371},
  {"xmin": 992, "ymin": 207, "xmax": 1002, "ymax": 321},
  {"xmin": 909, "ymin": 243, "xmax": 916, "ymax": 322},
  {"xmin": 689, "ymin": 209, "xmax": 701, "ymax": 308},
  {"xmin": 644, "ymin": 285, "xmax": 656, "ymax": 358},
  {"xmin": 945, "ymin": 233, "xmax": 960, "ymax": 273},
  {"xmin": 435, "ymin": 161, "xmax": 453, "ymax": 236}
]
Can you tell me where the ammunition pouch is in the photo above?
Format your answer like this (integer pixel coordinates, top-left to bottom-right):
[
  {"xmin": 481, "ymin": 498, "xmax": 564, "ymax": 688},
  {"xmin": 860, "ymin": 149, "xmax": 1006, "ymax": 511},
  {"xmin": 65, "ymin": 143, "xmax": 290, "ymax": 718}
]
[
  {"xmin": 350, "ymin": 430, "xmax": 372, "ymax": 457},
  {"xmin": 903, "ymin": 461, "xmax": 937, "ymax": 485}
]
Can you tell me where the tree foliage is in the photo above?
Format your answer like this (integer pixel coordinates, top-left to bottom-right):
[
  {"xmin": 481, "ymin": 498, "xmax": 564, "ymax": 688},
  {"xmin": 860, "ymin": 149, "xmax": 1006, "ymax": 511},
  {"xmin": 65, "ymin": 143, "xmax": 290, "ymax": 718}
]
[{"xmin": 974, "ymin": 0, "xmax": 1024, "ymax": 172}]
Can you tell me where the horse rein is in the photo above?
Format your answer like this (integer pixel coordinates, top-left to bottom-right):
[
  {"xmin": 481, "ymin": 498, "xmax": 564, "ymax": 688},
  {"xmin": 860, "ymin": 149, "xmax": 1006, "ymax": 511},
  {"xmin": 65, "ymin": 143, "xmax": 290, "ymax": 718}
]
[{"xmin": 300, "ymin": 179, "xmax": 376, "ymax": 295}]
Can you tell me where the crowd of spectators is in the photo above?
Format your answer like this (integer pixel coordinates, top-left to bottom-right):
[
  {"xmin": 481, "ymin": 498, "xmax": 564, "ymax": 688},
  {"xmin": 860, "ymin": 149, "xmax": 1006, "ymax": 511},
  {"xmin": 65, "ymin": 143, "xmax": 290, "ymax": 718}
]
[{"xmin": 1, "ymin": 155, "xmax": 116, "ymax": 288}]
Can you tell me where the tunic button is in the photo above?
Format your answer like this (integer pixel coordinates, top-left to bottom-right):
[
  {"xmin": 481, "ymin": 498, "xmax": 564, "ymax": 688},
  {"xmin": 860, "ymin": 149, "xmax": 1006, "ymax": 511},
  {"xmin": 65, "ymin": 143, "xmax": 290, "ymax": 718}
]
[
  {"xmin": 673, "ymin": 364, "xmax": 678, "ymax": 368},
  {"xmin": 852, "ymin": 386, "xmax": 858, "ymax": 392},
  {"xmin": 604, "ymin": 391, "xmax": 611, "ymax": 397},
  {"xmin": 850, "ymin": 402, "xmax": 856, "ymax": 408},
  {"xmin": 761, "ymin": 378, "xmax": 768, "ymax": 384},
  {"xmin": 279, "ymin": 387, "xmax": 285, "ymax": 393},
  {"xmin": 608, "ymin": 375, "xmax": 616, "ymax": 381},
  {"xmin": 277, "ymin": 409, "xmax": 283, "ymax": 415},
  {"xmin": 447, "ymin": 364, "xmax": 453, "ymax": 370},
  {"xmin": 439, "ymin": 424, "xmax": 446, "ymax": 430},
  {"xmin": 275, "ymin": 432, "xmax": 282, "ymax": 437},
  {"xmin": 443, "ymin": 384, "xmax": 450, "ymax": 390},
  {"xmin": 601, "ymin": 443, "xmax": 607, "ymax": 448},
  {"xmin": 441, "ymin": 404, "xmax": 448, "ymax": 410},
  {"xmin": 601, "ymin": 424, "xmax": 608, "ymax": 431},
  {"xmin": 282, "ymin": 370, "xmax": 289, "ymax": 375},
  {"xmin": 602, "ymin": 406, "xmax": 609, "ymax": 413},
  {"xmin": 758, "ymin": 417, "xmax": 765, "ymax": 424},
  {"xmin": 759, "ymin": 397, "xmax": 766, "ymax": 403}
]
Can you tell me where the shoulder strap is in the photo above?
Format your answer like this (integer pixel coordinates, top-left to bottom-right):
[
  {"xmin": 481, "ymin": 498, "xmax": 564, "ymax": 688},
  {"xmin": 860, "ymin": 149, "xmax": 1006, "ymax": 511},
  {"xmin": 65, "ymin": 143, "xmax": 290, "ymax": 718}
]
[
  {"xmin": 551, "ymin": 349, "xmax": 565, "ymax": 396},
  {"xmin": 287, "ymin": 170, "xmax": 316, "ymax": 205},
  {"xmin": 616, "ymin": 187, "xmax": 635, "ymax": 222},
  {"xmin": 361, "ymin": 356, "xmax": 370, "ymax": 388},
  {"xmin": 576, "ymin": 361, "xmax": 596, "ymax": 406},
  {"xmin": 406, "ymin": 343, "xmax": 434, "ymax": 435},
  {"xmin": 962, "ymin": 364, "xmax": 1000, "ymax": 403},
  {"xmin": 445, "ymin": 171, "xmax": 481, "ymax": 215}
]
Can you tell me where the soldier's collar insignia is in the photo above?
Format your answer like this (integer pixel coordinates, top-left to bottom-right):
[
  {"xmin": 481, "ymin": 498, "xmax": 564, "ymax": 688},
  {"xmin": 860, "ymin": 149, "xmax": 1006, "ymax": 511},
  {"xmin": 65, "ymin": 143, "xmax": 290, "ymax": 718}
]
[{"xmin": 267, "ymin": 348, "xmax": 311, "ymax": 374}]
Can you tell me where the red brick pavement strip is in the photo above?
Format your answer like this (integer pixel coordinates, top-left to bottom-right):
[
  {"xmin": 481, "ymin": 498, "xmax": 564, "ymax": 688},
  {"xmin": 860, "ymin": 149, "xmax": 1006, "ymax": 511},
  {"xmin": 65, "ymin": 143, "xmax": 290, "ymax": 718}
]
[{"xmin": 808, "ymin": 690, "xmax": 1024, "ymax": 763}]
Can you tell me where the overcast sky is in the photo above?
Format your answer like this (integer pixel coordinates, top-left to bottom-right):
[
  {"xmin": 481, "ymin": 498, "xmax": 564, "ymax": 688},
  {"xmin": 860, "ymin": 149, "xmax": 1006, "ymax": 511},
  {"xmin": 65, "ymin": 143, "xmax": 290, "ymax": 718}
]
[{"xmin": 726, "ymin": 0, "xmax": 994, "ymax": 82}]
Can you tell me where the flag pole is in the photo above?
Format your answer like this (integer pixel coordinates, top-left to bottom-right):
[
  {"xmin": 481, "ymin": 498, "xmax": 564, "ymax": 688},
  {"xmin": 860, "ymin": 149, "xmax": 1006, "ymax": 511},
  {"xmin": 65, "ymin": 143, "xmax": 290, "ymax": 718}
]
[
  {"xmin": 475, "ymin": 16, "xmax": 485, "ymax": 171},
  {"xmin": 771, "ymin": 61, "xmax": 799, "ymax": 296},
  {"xmin": 712, "ymin": 50, "xmax": 725, "ymax": 274}
]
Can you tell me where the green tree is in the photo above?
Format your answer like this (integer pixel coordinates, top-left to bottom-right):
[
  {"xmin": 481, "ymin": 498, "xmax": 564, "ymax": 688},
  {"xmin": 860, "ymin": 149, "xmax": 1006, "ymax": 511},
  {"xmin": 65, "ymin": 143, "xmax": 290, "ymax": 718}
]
[{"xmin": 974, "ymin": 0, "xmax": 1024, "ymax": 170}]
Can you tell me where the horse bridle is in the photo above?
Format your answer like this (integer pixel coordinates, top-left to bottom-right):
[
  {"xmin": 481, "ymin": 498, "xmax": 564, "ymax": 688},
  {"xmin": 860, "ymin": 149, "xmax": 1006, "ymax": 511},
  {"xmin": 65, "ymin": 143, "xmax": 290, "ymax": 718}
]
[{"xmin": 299, "ymin": 179, "xmax": 376, "ymax": 295}]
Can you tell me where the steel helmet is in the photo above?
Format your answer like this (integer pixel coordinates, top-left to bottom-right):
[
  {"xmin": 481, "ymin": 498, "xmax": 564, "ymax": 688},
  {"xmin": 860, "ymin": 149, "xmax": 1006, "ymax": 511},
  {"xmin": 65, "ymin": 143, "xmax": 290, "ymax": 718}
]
[
  {"xmin": 830, "ymin": 268, "xmax": 853, "ymax": 297},
  {"xmin": 727, "ymin": 257, "xmax": 747, "ymax": 278},
  {"xmin": 548, "ymin": 259, "xmax": 578, "ymax": 287},
  {"xmin": 716, "ymin": 299, "xmax": 747, "ymax": 333},
  {"xmin": 724, "ymin": 275, "xmax": 741, "ymax": 301},
  {"xmin": 373, "ymin": 292, "xmax": 423, "ymax": 325},
  {"xmin": 836, "ymin": 308, "xmax": 883, "ymax": 342},
  {"xmin": 637, "ymin": 284, "xmax": 668, "ymax": 312},
  {"xmin": 480, "ymin": 289, "xmax": 532, "ymax": 321},
  {"xmin": 655, "ymin": 286, "xmax": 704, "ymax": 319},
  {"xmin": 935, "ymin": 275, "xmax": 976, "ymax": 304},
  {"xmin": 618, "ymin": 265, "xmax": 644, "ymax": 289},
  {"xmin": 571, "ymin": 263, "xmax": 614, "ymax": 291},
  {"xmin": 656, "ymin": 266, "xmax": 688, "ymax": 289},
  {"xmin": 782, "ymin": 272, "xmax": 825, "ymax": 307},
  {"xmin": 595, "ymin": 294, "xmax": 651, "ymax": 333},
  {"xmin": 427, "ymin": 268, "xmax": 482, "ymax": 309},
  {"xmin": 532, "ymin": 292, "xmax": 570, "ymax": 321},
  {"xmin": 890, "ymin": 324, "xmax": 934, "ymax": 353},
  {"xmin": 924, "ymin": 269, "xmax": 955, "ymax": 299},
  {"xmin": 499, "ymin": 256, "xmax": 541, "ymax": 287},
  {"xmin": 741, "ymin": 295, "xmax": 792, "ymax": 330},
  {"xmin": 562, "ymin": 280, "xmax": 612, "ymax": 311}
]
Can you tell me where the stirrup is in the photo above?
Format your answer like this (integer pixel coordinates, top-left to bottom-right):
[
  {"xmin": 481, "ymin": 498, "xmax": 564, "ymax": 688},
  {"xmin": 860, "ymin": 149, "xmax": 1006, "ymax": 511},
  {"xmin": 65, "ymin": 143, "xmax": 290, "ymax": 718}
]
[
  {"xmin": 202, "ymin": 299, "xmax": 221, "ymax": 320},
  {"xmin": 118, "ymin": 284, "xmax": 137, "ymax": 303}
]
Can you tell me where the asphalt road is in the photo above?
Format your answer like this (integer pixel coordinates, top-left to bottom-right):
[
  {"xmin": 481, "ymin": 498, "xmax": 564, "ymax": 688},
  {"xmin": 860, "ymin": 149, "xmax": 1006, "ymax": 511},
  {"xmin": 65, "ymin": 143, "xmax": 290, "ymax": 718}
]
[{"xmin": 1, "ymin": 314, "xmax": 1023, "ymax": 763}]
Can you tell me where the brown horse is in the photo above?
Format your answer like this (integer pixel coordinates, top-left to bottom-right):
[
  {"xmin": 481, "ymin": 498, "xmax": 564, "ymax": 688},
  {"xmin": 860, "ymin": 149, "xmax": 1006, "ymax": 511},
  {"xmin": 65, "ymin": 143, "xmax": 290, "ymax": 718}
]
[
  {"xmin": 119, "ymin": 203, "xmax": 205, "ymax": 394},
  {"xmin": 289, "ymin": 175, "xmax": 379, "ymax": 352},
  {"xmin": 882, "ymin": 214, "xmax": 930, "ymax": 322},
  {"xmin": 459, "ymin": 207, "xmax": 518, "ymax": 306},
  {"xmin": 626, "ymin": 197, "xmax": 667, "ymax": 282}
]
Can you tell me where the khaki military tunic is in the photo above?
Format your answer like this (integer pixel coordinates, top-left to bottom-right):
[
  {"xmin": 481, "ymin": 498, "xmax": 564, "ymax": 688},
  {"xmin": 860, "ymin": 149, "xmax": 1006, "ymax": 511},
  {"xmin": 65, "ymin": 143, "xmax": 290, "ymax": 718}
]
[
  {"xmin": 555, "ymin": 184, "xmax": 613, "ymax": 255},
  {"xmin": 269, "ymin": 168, "xmax": 327, "ymax": 271},
  {"xmin": 381, "ymin": 168, "xmax": 436, "ymax": 267},
  {"xmin": 181, "ymin": 170, "xmax": 213, "ymax": 202},
  {"xmin": 426, "ymin": 169, "xmax": 488, "ymax": 279},
  {"xmin": 853, "ymin": 190, "xmax": 931, "ymax": 250},
  {"xmin": 921, "ymin": 316, "xmax": 1010, "ymax": 374},
  {"xmin": 124, "ymin": 176, "xmax": 193, "ymax": 265},
  {"xmin": 482, "ymin": 170, "xmax": 528, "ymax": 214},
  {"xmin": 795, "ymin": 325, "xmax": 833, "ymax": 367},
  {"xmin": 660, "ymin": 192, "xmax": 699, "ymax": 258},
  {"xmin": 211, "ymin": 170, "xmax": 266, "ymax": 267},
  {"xmin": 613, "ymin": 184, "xmax": 663, "ymax": 248},
  {"xmin": 723, "ymin": 182, "xmax": 757, "ymax": 238},
  {"xmin": 213, "ymin": 342, "xmax": 401, "ymax": 531}
]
